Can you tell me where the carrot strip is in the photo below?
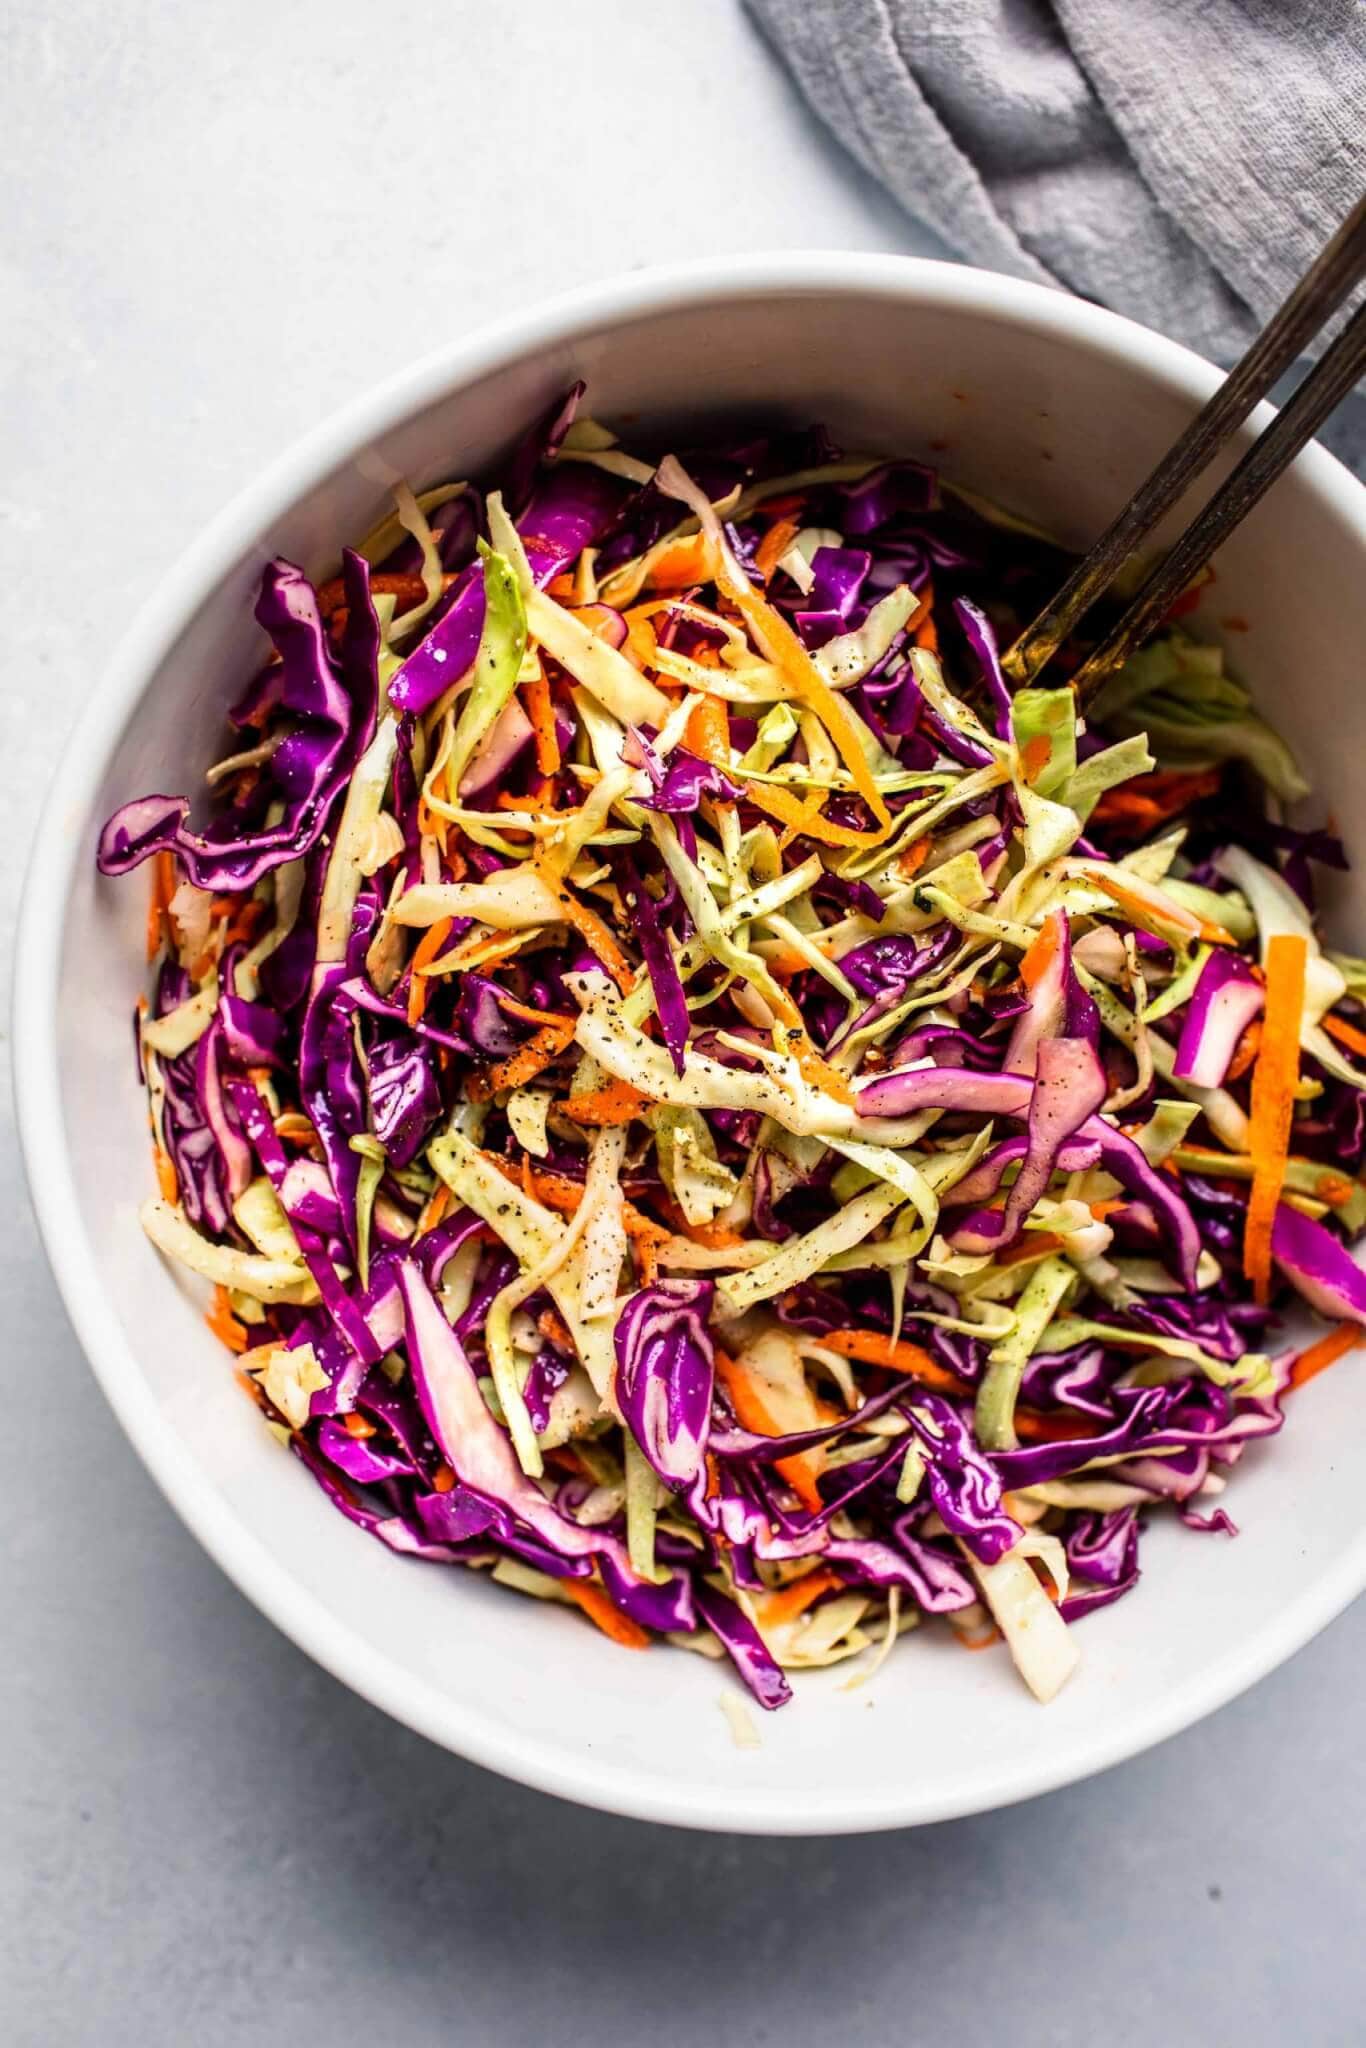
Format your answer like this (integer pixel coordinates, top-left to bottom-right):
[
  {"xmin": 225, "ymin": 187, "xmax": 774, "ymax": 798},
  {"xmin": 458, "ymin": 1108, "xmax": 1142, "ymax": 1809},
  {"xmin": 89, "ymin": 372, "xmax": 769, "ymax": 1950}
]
[
  {"xmin": 697, "ymin": 536, "xmax": 892, "ymax": 837},
  {"xmin": 1245, "ymin": 932, "xmax": 1308, "ymax": 1304},
  {"xmin": 680, "ymin": 1217, "xmax": 746, "ymax": 1250},
  {"xmin": 1289, "ymin": 1320, "xmax": 1362, "ymax": 1390},
  {"xmin": 537, "ymin": 1306, "xmax": 575, "ymax": 1351},
  {"xmin": 1020, "ymin": 734, "xmax": 1053, "ymax": 786},
  {"xmin": 523, "ymin": 668, "xmax": 561, "ymax": 775},
  {"xmin": 754, "ymin": 517, "xmax": 801, "ymax": 584},
  {"xmin": 153, "ymin": 1145, "xmax": 179, "ymax": 1204},
  {"xmin": 997, "ymin": 1230, "xmax": 1066, "ymax": 1268},
  {"xmin": 491, "ymin": 1155, "xmax": 670, "ymax": 1273},
  {"xmin": 485, "ymin": 1017, "xmax": 578, "ymax": 1092},
  {"xmin": 897, "ymin": 836, "xmax": 931, "ymax": 879},
  {"xmin": 406, "ymin": 915, "xmax": 454, "ymax": 1026},
  {"xmin": 532, "ymin": 862, "xmax": 634, "ymax": 990},
  {"xmin": 819, "ymin": 1328, "xmax": 964, "ymax": 1393},
  {"xmin": 1322, "ymin": 1012, "xmax": 1366, "ymax": 1060},
  {"xmin": 1090, "ymin": 766, "xmax": 1222, "ymax": 831},
  {"xmin": 318, "ymin": 569, "xmax": 429, "ymax": 616},
  {"xmin": 683, "ymin": 692, "xmax": 731, "ymax": 763},
  {"xmin": 759, "ymin": 1567, "xmax": 842, "ymax": 1629},
  {"xmin": 1012, "ymin": 1409, "xmax": 1098, "ymax": 1444},
  {"xmin": 562, "ymin": 1077, "xmax": 652, "ymax": 1125},
  {"xmin": 146, "ymin": 850, "xmax": 176, "ymax": 961},
  {"xmin": 495, "ymin": 994, "xmax": 577, "ymax": 1030},
  {"xmin": 715, "ymin": 1349, "xmax": 825, "ymax": 1514},
  {"xmin": 414, "ymin": 1183, "xmax": 452, "ymax": 1238},
  {"xmin": 565, "ymin": 1580, "xmax": 651, "ymax": 1649},
  {"xmin": 1020, "ymin": 912, "xmax": 1063, "ymax": 989},
  {"xmin": 738, "ymin": 775, "xmax": 875, "ymax": 851},
  {"xmin": 1226, "ymin": 1015, "xmax": 1262, "ymax": 1082},
  {"xmin": 205, "ymin": 1284, "xmax": 249, "ymax": 1354},
  {"xmin": 794, "ymin": 1045, "xmax": 856, "ymax": 1110},
  {"xmin": 1087, "ymin": 869, "xmax": 1234, "ymax": 947},
  {"xmin": 643, "ymin": 534, "xmax": 712, "ymax": 591},
  {"xmin": 429, "ymin": 929, "xmax": 527, "ymax": 976},
  {"xmin": 752, "ymin": 491, "xmax": 808, "ymax": 520}
]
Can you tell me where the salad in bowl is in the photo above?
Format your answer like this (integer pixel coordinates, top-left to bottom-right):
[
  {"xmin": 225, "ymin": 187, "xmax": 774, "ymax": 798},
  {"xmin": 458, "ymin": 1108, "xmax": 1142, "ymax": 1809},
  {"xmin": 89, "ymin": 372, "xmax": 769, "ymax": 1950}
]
[{"xmin": 95, "ymin": 386, "xmax": 1366, "ymax": 1718}]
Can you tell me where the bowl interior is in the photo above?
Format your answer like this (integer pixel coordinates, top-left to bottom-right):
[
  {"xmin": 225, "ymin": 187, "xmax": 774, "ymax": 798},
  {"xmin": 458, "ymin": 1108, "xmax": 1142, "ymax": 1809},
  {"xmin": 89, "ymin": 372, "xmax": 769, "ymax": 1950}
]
[{"xmin": 26, "ymin": 264, "xmax": 1366, "ymax": 1831}]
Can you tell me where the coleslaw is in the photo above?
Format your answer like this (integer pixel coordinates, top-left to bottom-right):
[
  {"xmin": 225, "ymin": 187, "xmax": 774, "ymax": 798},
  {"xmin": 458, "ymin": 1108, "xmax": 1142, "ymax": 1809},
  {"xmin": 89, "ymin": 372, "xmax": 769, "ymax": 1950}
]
[{"xmin": 97, "ymin": 388, "xmax": 1366, "ymax": 1710}]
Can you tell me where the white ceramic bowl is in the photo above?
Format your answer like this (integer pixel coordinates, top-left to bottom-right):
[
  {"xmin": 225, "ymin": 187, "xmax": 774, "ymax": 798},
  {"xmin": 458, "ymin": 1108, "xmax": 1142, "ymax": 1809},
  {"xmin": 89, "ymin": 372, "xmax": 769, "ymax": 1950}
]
[{"xmin": 16, "ymin": 255, "xmax": 1366, "ymax": 1834}]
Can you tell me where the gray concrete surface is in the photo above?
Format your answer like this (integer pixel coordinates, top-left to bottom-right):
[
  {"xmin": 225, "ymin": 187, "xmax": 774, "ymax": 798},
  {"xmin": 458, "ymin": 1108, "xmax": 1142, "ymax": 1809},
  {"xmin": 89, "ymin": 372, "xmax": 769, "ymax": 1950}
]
[{"xmin": 4, "ymin": 4, "xmax": 1363, "ymax": 2041}]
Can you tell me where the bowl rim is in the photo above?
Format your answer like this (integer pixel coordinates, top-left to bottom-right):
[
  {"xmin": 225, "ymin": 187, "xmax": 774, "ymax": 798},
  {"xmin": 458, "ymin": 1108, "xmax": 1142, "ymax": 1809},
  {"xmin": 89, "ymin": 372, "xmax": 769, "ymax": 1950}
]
[{"xmin": 16, "ymin": 249, "xmax": 1366, "ymax": 1835}]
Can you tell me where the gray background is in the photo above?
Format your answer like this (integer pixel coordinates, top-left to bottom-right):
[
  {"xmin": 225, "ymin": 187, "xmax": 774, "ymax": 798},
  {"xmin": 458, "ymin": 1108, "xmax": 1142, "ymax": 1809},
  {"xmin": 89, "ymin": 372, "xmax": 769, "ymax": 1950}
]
[{"xmin": 4, "ymin": 4, "xmax": 1363, "ymax": 2042}]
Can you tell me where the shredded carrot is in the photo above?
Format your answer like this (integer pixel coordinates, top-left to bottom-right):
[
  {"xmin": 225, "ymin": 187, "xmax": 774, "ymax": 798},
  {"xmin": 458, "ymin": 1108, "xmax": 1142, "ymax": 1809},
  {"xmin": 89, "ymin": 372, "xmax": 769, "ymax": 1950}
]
[
  {"xmin": 1226, "ymin": 1015, "xmax": 1262, "ymax": 1082},
  {"xmin": 1163, "ymin": 568, "xmax": 1213, "ymax": 621},
  {"xmin": 500, "ymin": 1158, "xmax": 583, "ymax": 1217},
  {"xmin": 1090, "ymin": 766, "xmax": 1221, "ymax": 832},
  {"xmin": 680, "ymin": 1217, "xmax": 746, "ymax": 1251},
  {"xmin": 715, "ymin": 1349, "xmax": 825, "ymax": 1514},
  {"xmin": 522, "ymin": 667, "xmax": 561, "ymax": 775},
  {"xmin": 495, "ymin": 993, "xmax": 577, "ymax": 1031},
  {"xmin": 1087, "ymin": 868, "xmax": 1234, "ymax": 947},
  {"xmin": 205, "ymin": 1285, "xmax": 249, "ymax": 1354},
  {"xmin": 537, "ymin": 1306, "xmax": 575, "ymax": 1352},
  {"xmin": 644, "ymin": 534, "xmax": 713, "ymax": 591},
  {"xmin": 1322, "ymin": 1012, "xmax": 1366, "ymax": 1060},
  {"xmin": 753, "ymin": 491, "xmax": 808, "ymax": 520},
  {"xmin": 493, "ymin": 1154, "xmax": 670, "ymax": 1274},
  {"xmin": 997, "ymin": 1230, "xmax": 1066, "ymax": 1268},
  {"xmin": 1020, "ymin": 912, "xmax": 1063, "ymax": 990},
  {"xmin": 754, "ymin": 517, "xmax": 801, "ymax": 584},
  {"xmin": 146, "ymin": 850, "xmax": 176, "ymax": 961},
  {"xmin": 1013, "ymin": 1408, "xmax": 1097, "ymax": 1444},
  {"xmin": 318, "ymin": 568, "xmax": 431, "ymax": 616},
  {"xmin": 819, "ymin": 1328, "xmax": 964, "ymax": 1394},
  {"xmin": 562, "ymin": 1077, "xmax": 652, "ymax": 1125},
  {"xmin": 414, "ymin": 1183, "xmax": 452, "ymax": 1238},
  {"xmin": 1020, "ymin": 734, "xmax": 1053, "ymax": 786},
  {"xmin": 530, "ymin": 856, "xmax": 634, "ymax": 990},
  {"xmin": 954, "ymin": 1622, "xmax": 1002, "ymax": 1651},
  {"xmin": 545, "ymin": 571, "xmax": 577, "ymax": 600},
  {"xmin": 153, "ymin": 1145, "xmax": 178, "ymax": 1204},
  {"xmin": 432, "ymin": 929, "xmax": 527, "ymax": 976},
  {"xmin": 493, "ymin": 789, "xmax": 543, "ymax": 818},
  {"xmin": 432, "ymin": 1462, "xmax": 457, "ymax": 1494},
  {"xmin": 705, "ymin": 552, "xmax": 891, "ymax": 839},
  {"xmin": 274, "ymin": 1111, "xmax": 322, "ymax": 1152},
  {"xmin": 759, "ymin": 1567, "xmax": 842, "ymax": 1629},
  {"xmin": 740, "ymin": 776, "xmax": 869, "ymax": 850},
  {"xmin": 342, "ymin": 1412, "xmax": 376, "ymax": 1440},
  {"xmin": 795, "ymin": 1044, "xmax": 857, "ymax": 1110},
  {"xmin": 485, "ymin": 1016, "xmax": 578, "ymax": 1092},
  {"xmin": 683, "ymin": 692, "xmax": 731, "ymax": 763},
  {"xmin": 406, "ymin": 915, "xmax": 454, "ymax": 1026},
  {"xmin": 897, "ymin": 836, "xmax": 931, "ymax": 879},
  {"xmin": 1288, "ymin": 1320, "xmax": 1362, "ymax": 1390},
  {"xmin": 566, "ymin": 1579, "xmax": 651, "ymax": 1648},
  {"xmin": 221, "ymin": 895, "xmax": 266, "ymax": 947},
  {"xmin": 767, "ymin": 946, "xmax": 811, "ymax": 985},
  {"xmin": 913, "ymin": 609, "xmax": 939, "ymax": 654},
  {"xmin": 1244, "ymin": 932, "xmax": 1308, "ymax": 1303}
]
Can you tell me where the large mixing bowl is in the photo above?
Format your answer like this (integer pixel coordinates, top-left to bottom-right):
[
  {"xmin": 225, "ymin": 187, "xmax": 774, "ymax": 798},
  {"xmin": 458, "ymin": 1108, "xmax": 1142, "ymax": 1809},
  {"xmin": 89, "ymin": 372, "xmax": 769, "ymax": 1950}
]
[{"xmin": 16, "ymin": 255, "xmax": 1366, "ymax": 1832}]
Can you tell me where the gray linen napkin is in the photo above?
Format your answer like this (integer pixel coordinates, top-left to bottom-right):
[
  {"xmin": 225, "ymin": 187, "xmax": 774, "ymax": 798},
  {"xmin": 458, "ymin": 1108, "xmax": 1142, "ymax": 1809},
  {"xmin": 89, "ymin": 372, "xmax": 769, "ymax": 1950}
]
[{"xmin": 746, "ymin": 0, "xmax": 1365, "ymax": 365}]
